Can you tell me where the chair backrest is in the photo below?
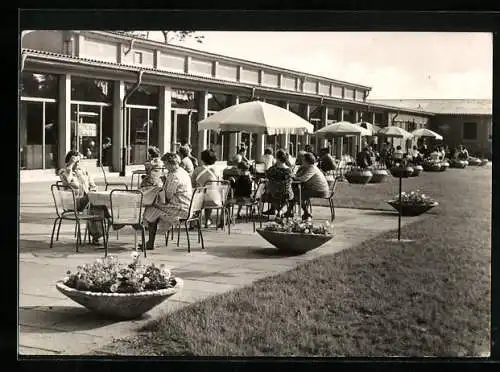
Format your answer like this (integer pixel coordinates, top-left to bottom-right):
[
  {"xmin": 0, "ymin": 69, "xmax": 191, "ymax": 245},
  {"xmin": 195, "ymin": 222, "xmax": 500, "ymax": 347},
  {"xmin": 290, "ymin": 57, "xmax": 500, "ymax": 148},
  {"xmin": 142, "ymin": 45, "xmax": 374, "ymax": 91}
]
[
  {"xmin": 205, "ymin": 180, "xmax": 231, "ymax": 206},
  {"xmin": 110, "ymin": 189, "xmax": 143, "ymax": 225},
  {"xmin": 327, "ymin": 176, "xmax": 340, "ymax": 198},
  {"xmin": 100, "ymin": 164, "xmax": 109, "ymax": 184},
  {"xmin": 252, "ymin": 179, "xmax": 268, "ymax": 201},
  {"xmin": 186, "ymin": 187, "xmax": 207, "ymax": 219},
  {"xmin": 51, "ymin": 184, "xmax": 78, "ymax": 218}
]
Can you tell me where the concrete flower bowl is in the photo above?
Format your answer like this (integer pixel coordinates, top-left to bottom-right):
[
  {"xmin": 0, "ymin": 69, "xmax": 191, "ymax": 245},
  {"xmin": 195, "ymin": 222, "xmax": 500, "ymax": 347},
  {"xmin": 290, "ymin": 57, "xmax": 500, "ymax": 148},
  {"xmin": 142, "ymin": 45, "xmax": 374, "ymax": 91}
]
[
  {"xmin": 450, "ymin": 160, "xmax": 467, "ymax": 169},
  {"xmin": 468, "ymin": 158, "xmax": 482, "ymax": 166},
  {"xmin": 423, "ymin": 163, "xmax": 442, "ymax": 172},
  {"xmin": 369, "ymin": 169, "xmax": 389, "ymax": 183},
  {"xmin": 387, "ymin": 201, "xmax": 439, "ymax": 217},
  {"xmin": 409, "ymin": 165, "xmax": 423, "ymax": 177},
  {"xmin": 345, "ymin": 170, "xmax": 373, "ymax": 184},
  {"xmin": 256, "ymin": 229, "xmax": 332, "ymax": 254},
  {"xmin": 55, "ymin": 279, "xmax": 183, "ymax": 320}
]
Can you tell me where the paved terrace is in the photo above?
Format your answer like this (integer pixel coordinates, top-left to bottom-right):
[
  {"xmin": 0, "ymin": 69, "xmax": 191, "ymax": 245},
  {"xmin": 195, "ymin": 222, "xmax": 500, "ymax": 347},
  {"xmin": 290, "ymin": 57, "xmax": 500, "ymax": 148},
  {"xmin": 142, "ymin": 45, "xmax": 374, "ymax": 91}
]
[{"xmin": 19, "ymin": 176, "xmax": 426, "ymax": 356}]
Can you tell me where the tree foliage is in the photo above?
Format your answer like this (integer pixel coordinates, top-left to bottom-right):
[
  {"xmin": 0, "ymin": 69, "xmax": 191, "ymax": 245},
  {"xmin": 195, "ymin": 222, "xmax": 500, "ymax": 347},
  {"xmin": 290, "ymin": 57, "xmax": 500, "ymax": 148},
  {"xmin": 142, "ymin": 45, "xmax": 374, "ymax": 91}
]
[{"xmin": 115, "ymin": 30, "xmax": 204, "ymax": 44}]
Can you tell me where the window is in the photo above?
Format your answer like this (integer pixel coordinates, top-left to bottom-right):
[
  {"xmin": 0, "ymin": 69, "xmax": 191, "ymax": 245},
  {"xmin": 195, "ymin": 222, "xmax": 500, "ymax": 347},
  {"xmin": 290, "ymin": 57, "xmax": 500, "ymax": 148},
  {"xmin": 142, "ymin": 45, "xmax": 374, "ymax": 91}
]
[
  {"xmin": 71, "ymin": 76, "xmax": 113, "ymax": 102},
  {"xmin": 463, "ymin": 122, "xmax": 477, "ymax": 140},
  {"xmin": 134, "ymin": 51, "xmax": 143, "ymax": 64}
]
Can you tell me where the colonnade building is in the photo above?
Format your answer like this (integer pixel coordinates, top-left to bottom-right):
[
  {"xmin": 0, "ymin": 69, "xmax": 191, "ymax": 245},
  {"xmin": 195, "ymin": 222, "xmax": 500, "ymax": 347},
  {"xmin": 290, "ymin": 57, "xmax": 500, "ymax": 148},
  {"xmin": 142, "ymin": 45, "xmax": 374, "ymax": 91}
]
[{"xmin": 20, "ymin": 30, "xmax": 433, "ymax": 175}]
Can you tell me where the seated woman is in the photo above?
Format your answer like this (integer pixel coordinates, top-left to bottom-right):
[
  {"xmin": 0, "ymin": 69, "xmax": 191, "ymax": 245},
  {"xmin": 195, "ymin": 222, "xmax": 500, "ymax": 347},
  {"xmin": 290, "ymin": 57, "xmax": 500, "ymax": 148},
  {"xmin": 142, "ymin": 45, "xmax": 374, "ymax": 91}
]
[
  {"xmin": 178, "ymin": 146, "xmax": 194, "ymax": 176},
  {"xmin": 229, "ymin": 161, "xmax": 254, "ymax": 219},
  {"xmin": 58, "ymin": 150, "xmax": 104, "ymax": 245},
  {"xmin": 260, "ymin": 147, "xmax": 275, "ymax": 172},
  {"xmin": 262, "ymin": 149, "xmax": 294, "ymax": 217},
  {"xmin": 290, "ymin": 152, "xmax": 330, "ymax": 220},
  {"xmin": 141, "ymin": 146, "xmax": 164, "ymax": 188},
  {"xmin": 141, "ymin": 153, "xmax": 193, "ymax": 250},
  {"xmin": 192, "ymin": 149, "xmax": 222, "ymax": 227}
]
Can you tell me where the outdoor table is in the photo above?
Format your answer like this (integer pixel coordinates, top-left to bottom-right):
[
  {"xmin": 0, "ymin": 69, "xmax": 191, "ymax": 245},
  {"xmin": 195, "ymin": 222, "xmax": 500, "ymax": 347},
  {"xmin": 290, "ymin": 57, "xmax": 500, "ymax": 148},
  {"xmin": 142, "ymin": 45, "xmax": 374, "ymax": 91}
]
[{"xmin": 88, "ymin": 190, "xmax": 112, "ymax": 218}]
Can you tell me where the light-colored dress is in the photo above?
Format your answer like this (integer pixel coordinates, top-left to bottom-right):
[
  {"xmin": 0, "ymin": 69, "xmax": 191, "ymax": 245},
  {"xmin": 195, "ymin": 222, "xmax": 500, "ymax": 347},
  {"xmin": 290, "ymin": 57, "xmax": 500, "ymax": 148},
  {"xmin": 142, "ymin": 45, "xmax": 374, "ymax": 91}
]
[
  {"xmin": 58, "ymin": 165, "xmax": 104, "ymax": 239},
  {"xmin": 261, "ymin": 154, "xmax": 275, "ymax": 171},
  {"xmin": 143, "ymin": 167, "xmax": 193, "ymax": 233},
  {"xmin": 192, "ymin": 165, "xmax": 223, "ymax": 208}
]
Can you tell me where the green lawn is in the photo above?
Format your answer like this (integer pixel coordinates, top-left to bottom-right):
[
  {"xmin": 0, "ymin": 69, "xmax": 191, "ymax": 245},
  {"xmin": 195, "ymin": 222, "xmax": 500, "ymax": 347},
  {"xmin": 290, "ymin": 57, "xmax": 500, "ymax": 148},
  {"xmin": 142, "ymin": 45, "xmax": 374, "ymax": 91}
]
[{"xmin": 94, "ymin": 165, "xmax": 491, "ymax": 357}]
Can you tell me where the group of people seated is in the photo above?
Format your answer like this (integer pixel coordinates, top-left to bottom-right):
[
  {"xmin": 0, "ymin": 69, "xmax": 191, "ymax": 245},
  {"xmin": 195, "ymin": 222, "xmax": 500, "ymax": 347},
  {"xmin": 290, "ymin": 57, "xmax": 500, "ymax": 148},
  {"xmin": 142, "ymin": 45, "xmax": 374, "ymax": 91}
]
[
  {"xmin": 57, "ymin": 142, "xmax": 335, "ymax": 251},
  {"xmin": 360, "ymin": 141, "xmax": 470, "ymax": 169}
]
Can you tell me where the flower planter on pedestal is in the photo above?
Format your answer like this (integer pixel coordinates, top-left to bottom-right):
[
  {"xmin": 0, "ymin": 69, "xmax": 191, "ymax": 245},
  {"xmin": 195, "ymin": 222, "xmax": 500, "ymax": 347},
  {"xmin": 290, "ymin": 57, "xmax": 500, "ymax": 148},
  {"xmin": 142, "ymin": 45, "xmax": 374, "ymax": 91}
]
[
  {"xmin": 256, "ymin": 229, "xmax": 332, "ymax": 254},
  {"xmin": 423, "ymin": 162, "xmax": 442, "ymax": 172},
  {"xmin": 56, "ymin": 279, "xmax": 183, "ymax": 320},
  {"xmin": 345, "ymin": 168, "xmax": 373, "ymax": 184},
  {"xmin": 450, "ymin": 159, "xmax": 467, "ymax": 168},
  {"xmin": 439, "ymin": 161, "xmax": 449, "ymax": 172},
  {"xmin": 409, "ymin": 165, "xmax": 423, "ymax": 177},
  {"xmin": 468, "ymin": 157, "xmax": 482, "ymax": 166},
  {"xmin": 390, "ymin": 166, "xmax": 414, "ymax": 178},
  {"xmin": 369, "ymin": 169, "xmax": 389, "ymax": 183},
  {"xmin": 387, "ymin": 201, "xmax": 439, "ymax": 216}
]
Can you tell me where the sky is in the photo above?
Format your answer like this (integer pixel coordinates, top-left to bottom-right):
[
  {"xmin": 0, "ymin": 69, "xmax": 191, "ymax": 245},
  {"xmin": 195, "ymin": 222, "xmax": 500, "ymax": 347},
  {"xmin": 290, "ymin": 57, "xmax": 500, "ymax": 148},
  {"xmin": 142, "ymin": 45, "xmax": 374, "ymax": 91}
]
[{"xmin": 146, "ymin": 31, "xmax": 492, "ymax": 100}]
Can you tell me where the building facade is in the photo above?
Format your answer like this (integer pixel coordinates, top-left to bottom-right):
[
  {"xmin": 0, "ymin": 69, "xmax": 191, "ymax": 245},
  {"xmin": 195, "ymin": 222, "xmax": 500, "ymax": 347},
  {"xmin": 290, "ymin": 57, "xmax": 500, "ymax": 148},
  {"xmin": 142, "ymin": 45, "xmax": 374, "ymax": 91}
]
[
  {"xmin": 371, "ymin": 99, "xmax": 493, "ymax": 158},
  {"xmin": 20, "ymin": 30, "xmax": 434, "ymax": 175}
]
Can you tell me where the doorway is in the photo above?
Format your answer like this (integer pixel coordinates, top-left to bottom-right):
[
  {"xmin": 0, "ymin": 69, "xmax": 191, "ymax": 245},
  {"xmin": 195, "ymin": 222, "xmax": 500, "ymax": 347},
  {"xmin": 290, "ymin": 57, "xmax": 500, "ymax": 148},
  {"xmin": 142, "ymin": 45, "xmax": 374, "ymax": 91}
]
[{"xmin": 171, "ymin": 109, "xmax": 198, "ymax": 155}]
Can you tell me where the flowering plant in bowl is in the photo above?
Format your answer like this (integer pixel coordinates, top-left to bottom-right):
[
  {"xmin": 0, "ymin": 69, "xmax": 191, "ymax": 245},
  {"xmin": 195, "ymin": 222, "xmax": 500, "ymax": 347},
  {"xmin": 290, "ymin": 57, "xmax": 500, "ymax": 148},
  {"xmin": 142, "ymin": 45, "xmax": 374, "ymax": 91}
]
[
  {"xmin": 264, "ymin": 217, "xmax": 334, "ymax": 236},
  {"xmin": 63, "ymin": 252, "xmax": 177, "ymax": 293},
  {"xmin": 387, "ymin": 190, "xmax": 438, "ymax": 217},
  {"xmin": 56, "ymin": 253, "xmax": 183, "ymax": 319},
  {"xmin": 392, "ymin": 190, "xmax": 437, "ymax": 206}
]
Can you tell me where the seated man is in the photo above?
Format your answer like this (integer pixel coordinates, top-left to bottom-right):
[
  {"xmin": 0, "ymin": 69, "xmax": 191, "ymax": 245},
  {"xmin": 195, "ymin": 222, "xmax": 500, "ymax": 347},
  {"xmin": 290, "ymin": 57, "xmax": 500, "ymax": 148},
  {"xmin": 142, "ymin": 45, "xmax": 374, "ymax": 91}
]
[
  {"xmin": 317, "ymin": 147, "xmax": 336, "ymax": 174},
  {"xmin": 289, "ymin": 152, "xmax": 330, "ymax": 220},
  {"xmin": 356, "ymin": 147, "xmax": 373, "ymax": 169}
]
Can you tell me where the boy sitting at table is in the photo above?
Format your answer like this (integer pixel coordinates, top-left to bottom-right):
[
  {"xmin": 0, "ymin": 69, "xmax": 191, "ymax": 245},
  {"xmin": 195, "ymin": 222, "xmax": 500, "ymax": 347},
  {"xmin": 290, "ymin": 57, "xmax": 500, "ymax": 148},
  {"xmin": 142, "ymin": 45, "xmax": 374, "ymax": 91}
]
[{"xmin": 229, "ymin": 161, "xmax": 254, "ymax": 219}]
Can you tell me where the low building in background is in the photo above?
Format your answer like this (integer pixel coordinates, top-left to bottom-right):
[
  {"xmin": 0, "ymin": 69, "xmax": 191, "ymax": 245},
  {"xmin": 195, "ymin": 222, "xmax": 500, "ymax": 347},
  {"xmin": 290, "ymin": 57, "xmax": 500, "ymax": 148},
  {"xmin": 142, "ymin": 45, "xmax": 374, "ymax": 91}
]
[{"xmin": 370, "ymin": 99, "xmax": 492, "ymax": 159}]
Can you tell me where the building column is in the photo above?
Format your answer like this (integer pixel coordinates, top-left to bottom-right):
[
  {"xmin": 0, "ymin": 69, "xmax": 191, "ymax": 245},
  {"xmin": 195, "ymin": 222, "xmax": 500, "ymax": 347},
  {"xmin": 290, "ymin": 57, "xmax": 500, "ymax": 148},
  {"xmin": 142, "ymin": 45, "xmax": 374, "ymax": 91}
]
[
  {"xmin": 158, "ymin": 85, "xmax": 172, "ymax": 155},
  {"xmin": 197, "ymin": 91, "xmax": 208, "ymax": 157},
  {"xmin": 321, "ymin": 106, "xmax": 329, "ymax": 149},
  {"xmin": 355, "ymin": 111, "xmax": 360, "ymax": 123},
  {"xmin": 279, "ymin": 101, "xmax": 290, "ymax": 151},
  {"xmin": 57, "ymin": 74, "xmax": 71, "ymax": 170},
  {"xmin": 228, "ymin": 96, "xmax": 239, "ymax": 157},
  {"xmin": 111, "ymin": 80, "xmax": 125, "ymax": 172},
  {"xmin": 371, "ymin": 111, "xmax": 376, "ymax": 125},
  {"xmin": 340, "ymin": 108, "xmax": 345, "ymax": 121}
]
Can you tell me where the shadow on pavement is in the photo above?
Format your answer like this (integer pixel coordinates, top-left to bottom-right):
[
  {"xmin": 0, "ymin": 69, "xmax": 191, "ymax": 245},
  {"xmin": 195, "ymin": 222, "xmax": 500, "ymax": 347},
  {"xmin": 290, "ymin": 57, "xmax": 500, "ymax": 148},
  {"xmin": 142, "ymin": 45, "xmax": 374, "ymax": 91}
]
[
  {"xmin": 19, "ymin": 239, "xmax": 132, "ymax": 257},
  {"xmin": 204, "ymin": 245, "xmax": 303, "ymax": 259},
  {"xmin": 19, "ymin": 305, "xmax": 133, "ymax": 332}
]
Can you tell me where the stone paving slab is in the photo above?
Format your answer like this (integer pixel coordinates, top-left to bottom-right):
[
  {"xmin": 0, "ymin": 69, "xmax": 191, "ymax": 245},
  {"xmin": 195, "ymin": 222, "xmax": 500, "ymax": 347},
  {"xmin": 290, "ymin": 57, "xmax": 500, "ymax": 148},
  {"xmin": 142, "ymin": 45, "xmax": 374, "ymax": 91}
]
[{"xmin": 18, "ymin": 181, "xmax": 426, "ymax": 356}]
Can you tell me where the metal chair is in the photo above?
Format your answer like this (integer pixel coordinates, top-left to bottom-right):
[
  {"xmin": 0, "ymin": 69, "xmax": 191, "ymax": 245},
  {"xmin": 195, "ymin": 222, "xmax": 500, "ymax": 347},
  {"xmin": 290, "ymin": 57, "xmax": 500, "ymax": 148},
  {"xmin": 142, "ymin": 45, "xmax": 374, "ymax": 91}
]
[
  {"xmin": 304, "ymin": 176, "xmax": 340, "ymax": 221},
  {"xmin": 50, "ymin": 184, "xmax": 108, "ymax": 252},
  {"xmin": 204, "ymin": 180, "xmax": 233, "ymax": 234},
  {"xmin": 230, "ymin": 178, "xmax": 268, "ymax": 232},
  {"xmin": 101, "ymin": 164, "xmax": 128, "ymax": 191},
  {"xmin": 107, "ymin": 189, "xmax": 146, "ymax": 258},
  {"xmin": 165, "ymin": 187, "xmax": 207, "ymax": 253}
]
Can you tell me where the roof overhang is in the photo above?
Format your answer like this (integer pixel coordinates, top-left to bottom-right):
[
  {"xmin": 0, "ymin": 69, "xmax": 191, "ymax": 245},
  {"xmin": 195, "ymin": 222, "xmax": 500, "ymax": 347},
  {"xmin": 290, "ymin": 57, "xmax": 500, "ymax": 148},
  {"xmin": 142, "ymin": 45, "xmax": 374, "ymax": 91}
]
[{"xmin": 21, "ymin": 49, "xmax": 433, "ymax": 117}]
